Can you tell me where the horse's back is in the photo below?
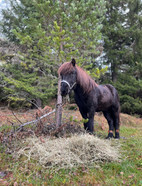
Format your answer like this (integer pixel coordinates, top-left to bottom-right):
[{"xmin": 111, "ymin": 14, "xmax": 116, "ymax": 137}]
[{"xmin": 96, "ymin": 84, "xmax": 120, "ymax": 112}]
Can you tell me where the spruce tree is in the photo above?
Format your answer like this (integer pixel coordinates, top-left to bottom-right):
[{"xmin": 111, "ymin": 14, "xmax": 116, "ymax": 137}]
[
  {"xmin": 102, "ymin": 0, "xmax": 142, "ymax": 115},
  {"xmin": 0, "ymin": 0, "xmax": 106, "ymax": 107}
]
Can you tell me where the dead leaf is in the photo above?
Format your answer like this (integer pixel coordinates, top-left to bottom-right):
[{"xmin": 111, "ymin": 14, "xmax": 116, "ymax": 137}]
[
  {"xmin": 14, "ymin": 182, "xmax": 18, "ymax": 186},
  {"xmin": 128, "ymin": 174, "xmax": 134, "ymax": 178},
  {"xmin": 40, "ymin": 136, "xmax": 45, "ymax": 143},
  {"xmin": 122, "ymin": 180, "xmax": 126, "ymax": 184},
  {"xmin": 120, "ymin": 172, "xmax": 124, "ymax": 175},
  {"xmin": 0, "ymin": 179, "xmax": 8, "ymax": 186}
]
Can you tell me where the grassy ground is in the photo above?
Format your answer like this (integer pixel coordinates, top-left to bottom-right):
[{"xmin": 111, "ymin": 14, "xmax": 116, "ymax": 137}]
[{"xmin": 0, "ymin": 108, "xmax": 142, "ymax": 186}]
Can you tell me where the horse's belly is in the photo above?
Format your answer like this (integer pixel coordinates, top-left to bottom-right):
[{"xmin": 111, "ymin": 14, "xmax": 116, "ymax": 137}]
[{"xmin": 97, "ymin": 98, "xmax": 113, "ymax": 112}]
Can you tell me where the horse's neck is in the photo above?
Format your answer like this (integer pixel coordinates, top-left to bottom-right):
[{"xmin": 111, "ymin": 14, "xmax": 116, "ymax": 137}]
[
  {"xmin": 74, "ymin": 83, "xmax": 99, "ymax": 99},
  {"xmin": 74, "ymin": 84, "xmax": 88, "ymax": 98}
]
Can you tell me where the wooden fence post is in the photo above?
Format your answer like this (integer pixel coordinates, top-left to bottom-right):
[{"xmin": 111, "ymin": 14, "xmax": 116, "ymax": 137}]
[{"xmin": 56, "ymin": 76, "xmax": 62, "ymax": 128}]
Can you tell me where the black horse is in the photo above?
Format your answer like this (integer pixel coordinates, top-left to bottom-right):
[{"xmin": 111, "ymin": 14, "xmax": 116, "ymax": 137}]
[{"xmin": 58, "ymin": 59, "xmax": 120, "ymax": 139}]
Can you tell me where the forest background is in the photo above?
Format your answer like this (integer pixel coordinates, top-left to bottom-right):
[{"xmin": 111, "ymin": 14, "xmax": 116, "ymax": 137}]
[{"xmin": 0, "ymin": 0, "xmax": 142, "ymax": 116}]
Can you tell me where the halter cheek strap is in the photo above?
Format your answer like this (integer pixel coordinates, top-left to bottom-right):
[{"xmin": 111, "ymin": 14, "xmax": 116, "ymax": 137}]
[{"xmin": 61, "ymin": 80, "xmax": 76, "ymax": 91}]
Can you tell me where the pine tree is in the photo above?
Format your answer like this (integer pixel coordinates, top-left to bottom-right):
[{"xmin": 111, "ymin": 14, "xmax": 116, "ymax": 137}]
[
  {"xmin": 102, "ymin": 0, "xmax": 142, "ymax": 115},
  {"xmin": 128, "ymin": 0, "xmax": 142, "ymax": 79},
  {"xmin": 0, "ymin": 0, "xmax": 106, "ymax": 108},
  {"xmin": 102, "ymin": 0, "xmax": 132, "ymax": 82}
]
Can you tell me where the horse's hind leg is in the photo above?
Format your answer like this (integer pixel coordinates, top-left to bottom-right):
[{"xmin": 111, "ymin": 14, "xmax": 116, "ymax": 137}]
[
  {"xmin": 113, "ymin": 111, "xmax": 120, "ymax": 139},
  {"xmin": 103, "ymin": 111, "xmax": 114, "ymax": 138}
]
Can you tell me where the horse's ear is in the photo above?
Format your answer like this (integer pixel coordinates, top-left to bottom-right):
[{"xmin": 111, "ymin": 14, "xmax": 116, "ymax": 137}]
[{"xmin": 71, "ymin": 58, "xmax": 76, "ymax": 66}]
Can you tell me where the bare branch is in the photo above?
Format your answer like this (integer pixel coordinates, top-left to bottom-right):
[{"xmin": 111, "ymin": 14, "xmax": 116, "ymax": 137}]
[
  {"xmin": 12, "ymin": 110, "xmax": 23, "ymax": 124},
  {"xmin": 16, "ymin": 109, "xmax": 56, "ymax": 132}
]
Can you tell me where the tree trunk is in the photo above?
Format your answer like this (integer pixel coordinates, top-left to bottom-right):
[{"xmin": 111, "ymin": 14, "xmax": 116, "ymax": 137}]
[
  {"xmin": 111, "ymin": 62, "xmax": 117, "ymax": 82},
  {"xmin": 56, "ymin": 77, "xmax": 62, "ymax": 128}
]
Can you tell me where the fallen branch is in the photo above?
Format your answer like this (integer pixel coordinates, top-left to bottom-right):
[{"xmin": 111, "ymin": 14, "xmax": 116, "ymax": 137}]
[{"xmin": 16, "ymin": 109, "xmax": 56, "ymax": 132}]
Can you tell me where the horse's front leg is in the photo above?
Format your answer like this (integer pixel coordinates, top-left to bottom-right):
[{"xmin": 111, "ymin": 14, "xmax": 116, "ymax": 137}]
[
  {"xmin": 84, "ymin": 111, "xmax": 95, "ymax": 133},
  {"xmin": 78, "ymin": 108, "xmax": 88, "ymax": 130},
  {"xmin": 86, "ymin": 116, "xmax": 94, "ymax": 133},
  {"xmin": 79, "ymin": 107, "xmax": 95, "ymax": 133}
]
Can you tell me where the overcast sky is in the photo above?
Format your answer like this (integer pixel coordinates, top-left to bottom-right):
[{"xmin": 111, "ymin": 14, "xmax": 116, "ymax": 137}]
[
  {"xmin": 0, "ymin": 0, "xmax": 8, "ymax": 10},
  {"xmin": 0, "ymin": 0, "xmax": 8, "ymax": 18},
  {"xmin": 0, "ymin": 0, "xmax": 9, "ymax": 37}
]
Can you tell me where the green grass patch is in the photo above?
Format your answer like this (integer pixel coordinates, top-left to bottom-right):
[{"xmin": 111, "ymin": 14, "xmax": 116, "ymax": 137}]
[
  {"xmin": 120, "ymin": 126, "xmax": 139, "ymax": 137},
  {"xmin": 0, "ymin": 125, "xmax": 12, "ymax": 132},
  {"xmin": 0, "ymin": 115, "xmax": 142, "ymax": 186}
]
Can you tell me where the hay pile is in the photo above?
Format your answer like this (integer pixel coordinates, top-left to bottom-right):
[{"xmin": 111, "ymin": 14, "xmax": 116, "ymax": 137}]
[{"xmin": 17, "ymin": 134, "xmax": 120, "ymax": 169}]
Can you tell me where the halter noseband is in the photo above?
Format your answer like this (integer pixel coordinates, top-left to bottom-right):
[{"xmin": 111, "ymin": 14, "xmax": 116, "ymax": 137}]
[{"xmin": 61, "ymin": 80, "xmax": 76, "ymax": 91}]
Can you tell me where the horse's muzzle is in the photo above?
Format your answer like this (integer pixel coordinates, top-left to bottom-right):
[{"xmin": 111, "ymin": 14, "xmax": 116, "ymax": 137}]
[
  {"xmin": 61, "ymin": 86, "xmax": 68, "ymax": 97},
  {"xmin": 61, "ymin": 90, "xmax": 68, "ymax": 97}
]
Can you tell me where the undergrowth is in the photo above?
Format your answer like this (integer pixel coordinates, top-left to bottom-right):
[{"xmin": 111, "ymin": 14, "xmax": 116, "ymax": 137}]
[{"xmin": 0, "ymin": 112, "xmax": 142, "ymax": 186}]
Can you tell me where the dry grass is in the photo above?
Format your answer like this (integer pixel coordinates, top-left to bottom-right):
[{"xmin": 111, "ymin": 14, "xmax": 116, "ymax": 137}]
[{"xmin": 17, "ymin": 134, "xmax": 120, "ymax": 170}]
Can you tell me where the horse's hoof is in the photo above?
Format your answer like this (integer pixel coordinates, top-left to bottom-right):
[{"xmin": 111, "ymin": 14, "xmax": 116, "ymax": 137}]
[
  {"xmin": 114, "ymin": 137, "xmax": 120, "ymax": 140},
  {"xmin": 106, "ymin": 136, "xmax": 114, "ymax": 140},
  {"xmin": 115, "ymin": 132, "xmax": 120, "ymax": 139},
  {"xmin": 88, "ymin": 131, "xmax": 94, "ymax": 135},
  {"xmin": 106, "ymin": 133, "xmax": 114, "ymax": 139},
  {"xmin": 114, "ymin": 136, "xmax": 120, "ymax": 139}
]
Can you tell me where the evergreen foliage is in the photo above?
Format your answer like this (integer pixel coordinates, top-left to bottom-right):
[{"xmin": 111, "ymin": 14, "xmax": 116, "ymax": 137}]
[
  {"xmin": 0, "ymin": 0, "xmax": 106, "ymax": 108},
  {"xmin": 0, "ymin": 0, "xmax": 142, "ymax": 115},
  {"xmin": 101, "ymin": 0, "xmax": 142, "ymax": 116},
  {"xmin": 115, "ymin": 74, "xmax": 142, "ymax": 115}
]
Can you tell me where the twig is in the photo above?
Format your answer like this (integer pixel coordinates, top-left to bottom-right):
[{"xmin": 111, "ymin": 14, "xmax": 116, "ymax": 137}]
[
  {"xmin": 16, "ymin": 109, "xmax": 56, "ymax": 132},
  {"xmin": 28, "ymin": 100, "xmax": 43, "ymax": 115},
  {"xmin": 50, "ymin": 123, "xmax": 68, "ymax": 136},
  {"xmin": 11, "ymin": 110, "xmax": 23, "ymax": 124}
]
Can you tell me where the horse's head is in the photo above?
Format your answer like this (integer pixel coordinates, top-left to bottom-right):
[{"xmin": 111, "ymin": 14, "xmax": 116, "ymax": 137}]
[{"xmin": 58, "ymin": 59, "xmax": 77, "ymax": 97}]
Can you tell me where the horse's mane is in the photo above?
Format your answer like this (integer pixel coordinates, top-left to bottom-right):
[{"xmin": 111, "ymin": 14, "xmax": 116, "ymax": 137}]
[{"xmin": 58, "ymin": 62, "xmax": 97, "ymax": 93}]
